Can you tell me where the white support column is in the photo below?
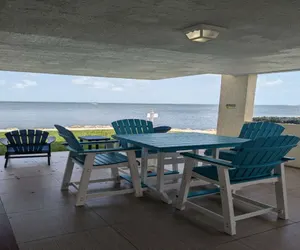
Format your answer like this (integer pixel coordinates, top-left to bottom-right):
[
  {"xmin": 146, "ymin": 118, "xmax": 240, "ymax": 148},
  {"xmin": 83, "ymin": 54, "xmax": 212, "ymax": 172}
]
[{"xmin": 217, "ymin": 74, "xmax": 257, "ymax": 137}]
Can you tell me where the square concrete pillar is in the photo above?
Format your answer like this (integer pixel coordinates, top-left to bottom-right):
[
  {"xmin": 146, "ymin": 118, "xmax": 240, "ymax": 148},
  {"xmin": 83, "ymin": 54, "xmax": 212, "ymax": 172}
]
[{"xmin": 217, "ymin": 74, "xmax": 257, "ymax": 136}]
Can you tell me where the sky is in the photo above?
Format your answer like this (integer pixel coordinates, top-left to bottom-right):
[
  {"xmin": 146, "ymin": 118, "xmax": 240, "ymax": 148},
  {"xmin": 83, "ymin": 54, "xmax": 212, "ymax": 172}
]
[{"xmin": 0, "ymin": 70, "xmax": 299, "ymax": 105}]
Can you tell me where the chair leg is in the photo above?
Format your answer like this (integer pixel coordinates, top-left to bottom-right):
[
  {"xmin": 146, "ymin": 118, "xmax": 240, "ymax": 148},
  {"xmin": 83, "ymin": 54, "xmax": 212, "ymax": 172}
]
[
  {"xmin": 47, "ymin": 153, "xmax": 51, "ymax": 166},
  {"xmin": 75, "ymin": 154, "xmax": 94, "ymax": 206},
  {"xmin": 217, "ymin": 167, "xmax": 236, "ymax": 235},
  {"xmin": 275, "ymin": 163, "xmax": 289, "ymax": 220},
  {"xmin": 127, "ymin": 150, "xmax": 143, "ymax": 197},
  {"xmin": 4, "ymin": 153, "xmax": 9, "ymax": 169},
  {"xmin": 172, "ymin": 156, "xmax": 179, "ymax": 172},
  {"xmin": 111, "ymin": 167, "xmax": 120, "ymax": 184},
  {"xmin": 175, "ymin": 157, "xmax": 194, "ymax": 210},
  {"xmin": 61, "ymin": 152, "xmax": 75, "ymax": 191}
]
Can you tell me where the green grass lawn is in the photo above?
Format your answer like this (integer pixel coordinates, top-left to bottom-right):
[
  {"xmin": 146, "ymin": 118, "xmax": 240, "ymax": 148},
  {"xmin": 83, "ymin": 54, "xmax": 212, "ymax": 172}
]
[{"xmin": 0, "ymin": 129, "xmax": 115, "ymax": 155}]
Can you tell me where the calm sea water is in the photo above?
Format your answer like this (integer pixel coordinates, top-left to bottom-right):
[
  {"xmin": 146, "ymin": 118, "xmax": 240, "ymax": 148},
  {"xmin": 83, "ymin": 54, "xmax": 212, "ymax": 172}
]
[{"xmin": 0, "ymin": 102, "xmax": 299, "ymax": 130}]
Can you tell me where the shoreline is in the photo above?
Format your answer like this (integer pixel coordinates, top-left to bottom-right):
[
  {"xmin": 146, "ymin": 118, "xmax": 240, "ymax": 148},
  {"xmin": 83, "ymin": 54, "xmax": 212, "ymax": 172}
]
[{"xmin": 0, "ymin": 126, "xmax": 217, "ymax": 134}]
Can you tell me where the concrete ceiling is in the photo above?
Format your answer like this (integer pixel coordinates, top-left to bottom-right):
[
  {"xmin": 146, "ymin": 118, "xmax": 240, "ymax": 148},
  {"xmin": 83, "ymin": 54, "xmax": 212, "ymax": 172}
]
[{"xmin": 1, "ymin": 0, "xmax": 300, "ymax": 79}]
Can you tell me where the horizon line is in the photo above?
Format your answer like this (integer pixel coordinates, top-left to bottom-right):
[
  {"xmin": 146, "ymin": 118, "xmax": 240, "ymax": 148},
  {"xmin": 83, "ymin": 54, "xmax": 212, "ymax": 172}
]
[{"xmin": 0, "ymin": 101, "xmax": 298, "ymax": 106}]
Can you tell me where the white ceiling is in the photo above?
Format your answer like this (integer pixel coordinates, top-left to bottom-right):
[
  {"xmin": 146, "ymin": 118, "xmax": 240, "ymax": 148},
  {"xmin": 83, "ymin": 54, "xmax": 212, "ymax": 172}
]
[{"xmin": 1, "ymin": 0, "xmax": 300, "ymax": 79}]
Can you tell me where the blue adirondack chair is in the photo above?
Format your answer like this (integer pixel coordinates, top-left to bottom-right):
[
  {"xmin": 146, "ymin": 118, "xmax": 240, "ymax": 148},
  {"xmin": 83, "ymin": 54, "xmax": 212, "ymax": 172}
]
[
  {"xmin": 0, "ymin": 129, "xmax": 56, "ymax": 168},
  {"xmin": 112, "ymin": 119, "xmax": 179, "ymax": 177},
  {"xmin": 54, "ymin": 124, "xmax": 142, "ymax": 206},
  {"xmin": 205, "ymin": 122, "xmax": 285, "ymax": 161},
  {"xmin": 176, "ymin": 135, "xmax": 299, "ymax": 235}
]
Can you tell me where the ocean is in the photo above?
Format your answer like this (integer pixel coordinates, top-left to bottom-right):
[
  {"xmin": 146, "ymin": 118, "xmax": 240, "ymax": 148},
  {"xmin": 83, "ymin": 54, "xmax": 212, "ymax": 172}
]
[{"xmin": 0, "ymin": 102, "xmax": 299, "ymax": 130}]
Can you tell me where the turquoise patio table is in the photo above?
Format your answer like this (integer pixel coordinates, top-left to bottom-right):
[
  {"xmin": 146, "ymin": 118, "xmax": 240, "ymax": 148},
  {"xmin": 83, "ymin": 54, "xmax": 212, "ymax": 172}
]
[{"xmin": 113, "ymin": 132, "xmax": 248, "ymax": 203}]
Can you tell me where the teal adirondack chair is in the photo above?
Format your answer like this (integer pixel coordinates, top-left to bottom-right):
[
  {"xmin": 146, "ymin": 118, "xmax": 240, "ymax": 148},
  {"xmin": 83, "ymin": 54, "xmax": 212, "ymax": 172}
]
[
  {"xmin": 176, "ymin": 135, "xmax": 299, "ymax": 235},
  {"xmin": 205, "ymin": 122, "xmax": 285, "ymax": 161},
  {"xmin": 0, "ymin": 129, "xmax": 56, "ymax": 168},
  {"xmin": 112, "ymin": 119, "xmax": 179, "ymax": 178},
  {"xmin": 112, "ymin": 119, "xmax": 155, "ymax": 153},
  {"xmin": 54, "ymin": 124, "xmax": 142, "ymax": 206}
]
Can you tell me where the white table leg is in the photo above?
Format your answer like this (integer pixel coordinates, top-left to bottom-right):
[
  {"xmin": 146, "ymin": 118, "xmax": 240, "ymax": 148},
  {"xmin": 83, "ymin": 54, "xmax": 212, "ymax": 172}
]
[
  {"xmin": 141, "ymin": 148, "xmax": 148, "ymax": 184},
  {"xmin": 156, "ymin": 152, "xmax": 172, "ymax": 204},
  {"xmin": 127, "ymin": 150, "xmax": 143, "ymax": 197}
]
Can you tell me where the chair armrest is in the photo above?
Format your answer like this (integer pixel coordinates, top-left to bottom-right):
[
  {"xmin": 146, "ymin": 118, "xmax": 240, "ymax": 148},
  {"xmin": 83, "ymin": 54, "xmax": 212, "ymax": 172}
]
[
  {"xmin": 62, "ymin": 140, "xmax": 119, "ymax": 146},
  {"xmin": 0, "ymin": 138, "xmax": 8, "ymax": 146},
  {"xmin": 47, "ymin": 136, "xmax": 56, "ymax": 144},
  {"xmin": 181, "ymin": 152, "xmax": 234, "ymax": 168},
  {"xmin": 282, "ymin": 157, "xmax": 295, "ymax": 162},
  {"xmin": 79, "ymin": 140, "xmax": 119, "ymax": 145},
  {"xmin": 153, "ymin": 126, "xmax": 171, "ymax": 133},
  {"xmin": 77, "ymin": 147, "xmax": 140, "ymax": 155}
]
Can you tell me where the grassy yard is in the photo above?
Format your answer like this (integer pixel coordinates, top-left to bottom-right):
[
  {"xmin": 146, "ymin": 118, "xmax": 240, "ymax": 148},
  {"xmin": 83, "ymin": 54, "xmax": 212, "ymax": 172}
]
[{"xmin": 0, "ymin": 129, "xmax": 115, "ymax": 155}]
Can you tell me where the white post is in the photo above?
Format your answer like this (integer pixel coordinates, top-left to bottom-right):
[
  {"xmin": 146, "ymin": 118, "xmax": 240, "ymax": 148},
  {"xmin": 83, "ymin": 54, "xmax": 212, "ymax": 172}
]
[
  {"xmin": 147, "ymin": 110, "xmax": 158, "ymax": 124},
  {"xmin": 217, "ymin": 74, "xmax": 257, "ymax": 137}
]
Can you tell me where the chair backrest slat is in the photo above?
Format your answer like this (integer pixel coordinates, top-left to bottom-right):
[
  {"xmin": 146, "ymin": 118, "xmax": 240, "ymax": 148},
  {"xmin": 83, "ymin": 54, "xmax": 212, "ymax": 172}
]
[
  {"xmin": 122, "ymin": 119, "xmax": 133, "ymax": 134},
  {"xmin": 128, "ymin": 119, "xmax": 137, "ymax": 134},
  {"xmin": 28, "ymin": 129, "xmax": 35, "ymax": 152},
  {"xmin": 134, "ymin": 119, "xmax": 143, "ymax": 134},
  {"xmin": 7, "ymin": 131, "xmax": 23, "ymax": 153},
  {"xmin": 229, "ymin": 135, "xmax": 299, "ymax": 181}
]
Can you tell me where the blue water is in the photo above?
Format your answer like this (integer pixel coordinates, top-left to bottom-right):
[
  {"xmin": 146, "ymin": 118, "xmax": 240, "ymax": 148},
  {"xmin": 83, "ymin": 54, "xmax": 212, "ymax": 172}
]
[{"xmin": 0, "ymin": 102, "xmax": 299, "ymax": 130}]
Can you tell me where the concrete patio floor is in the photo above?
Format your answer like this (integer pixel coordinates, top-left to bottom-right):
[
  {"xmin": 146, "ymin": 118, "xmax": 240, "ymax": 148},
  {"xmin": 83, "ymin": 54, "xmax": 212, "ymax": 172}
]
[{"xmin": 1, "ymin": 152, "xmax": 300, "ymax": 249}]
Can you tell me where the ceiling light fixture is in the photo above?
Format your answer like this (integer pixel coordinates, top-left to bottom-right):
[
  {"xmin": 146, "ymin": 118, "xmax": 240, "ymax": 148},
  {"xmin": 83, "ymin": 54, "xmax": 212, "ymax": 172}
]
[{"xmin": 184, "ymin": 24, "xmax": 226, "ymax": 43}]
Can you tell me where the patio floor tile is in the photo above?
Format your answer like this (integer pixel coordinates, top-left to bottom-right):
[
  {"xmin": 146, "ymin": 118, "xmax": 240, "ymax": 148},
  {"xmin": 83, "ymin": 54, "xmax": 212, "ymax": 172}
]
[
  {"xmin": 240, "ymin": 222, "xmax": 300, "ymax": 250},
  {"xmin": 0, "ymin": 152, "xmax": 300, "ymax": 249},
  {"xmin": 9, "ymin": 206, "xmax": 107, "ymax": 243},
  {"xmin": 19, "ymin": 227, "xmax": 136, "ymax": 250}
]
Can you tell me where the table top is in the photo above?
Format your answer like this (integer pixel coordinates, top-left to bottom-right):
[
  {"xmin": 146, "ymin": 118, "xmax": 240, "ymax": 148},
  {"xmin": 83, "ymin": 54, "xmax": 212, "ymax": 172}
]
[
  {"xmin": 78, "ymin": 135, "xmax": 110, "ymax": 141},
  {"xmin": 113, "ymin": 132, "xmax": 249, "ymax": 152}
]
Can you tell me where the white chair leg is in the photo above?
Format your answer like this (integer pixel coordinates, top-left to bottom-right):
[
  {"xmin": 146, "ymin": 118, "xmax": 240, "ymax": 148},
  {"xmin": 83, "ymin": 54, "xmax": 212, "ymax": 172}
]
[
  {"xmin": 111, "ymin": 167, "xmax": 120, "ymax": 184},
  {"xmin": 61, "ymin": 152, "xmax": 75, "ymax": 191},
  {"xmin": 275, "ymin": 163, "xmax": 289, "ymax": 220},
  {"xmin": 212, "ymin": 148, "xmax": 220, "ymax": 159},
  {"xmin": 175, "ymin": 157, "xmax": 194, "ymax": 210},
  {"xmin": 172, "ymin": 155, "xmax": 179, "ymax": 172},
  {"xmin": 217, "ymin": 167, "xmax": 236, "ymax": 235},
  {"xmin": 127, "ymin": 150, "xmax": 143, "ymax": 197},
  {"xmin": 75, "ymin": 154, "xmax": 94, "ymax": 206}
]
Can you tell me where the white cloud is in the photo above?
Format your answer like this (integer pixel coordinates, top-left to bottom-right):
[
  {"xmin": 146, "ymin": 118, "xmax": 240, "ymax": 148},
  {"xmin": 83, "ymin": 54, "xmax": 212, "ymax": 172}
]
[
  {"xmin": 264, "ymin": 79, "xmax": 283, "ymax": 86},
  {"xmin": 13, "ymin": 79, "xmax": 37, "ymax": 89},
  {"xmin": 25, "ymin": 72, "xmax": 38, "ymax": 77},
  {"xmin": 72, "ymin": 77, "xmax": 91, "ymax": 85},
  {"xmin": 71, "ymin": 77, "xmax": 133, "ymax": 92},
  {"xmin": 258, "ymin": 77, "xmax": 283, "ymax": 87},
  {"xmin": 111, "ymin": 87, "xmax": 124, "ymax": 91}
]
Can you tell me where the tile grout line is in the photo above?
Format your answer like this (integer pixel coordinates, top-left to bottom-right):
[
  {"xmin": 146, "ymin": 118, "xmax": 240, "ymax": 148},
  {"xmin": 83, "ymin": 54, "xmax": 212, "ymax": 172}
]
[
  {"xmin": 110, "ymin": 224, "xmax": 140, "ymax": 250},
  {"xmin": 0, "ymin": 198, "xmax": 19, "ymax": 250},
  {"xmin": 86, "ymin": 203, "xmax": 140, "ymax": 250},
  {"xmin": 229, "ymin": 220, "xmax": 298, "ymax": 244}
]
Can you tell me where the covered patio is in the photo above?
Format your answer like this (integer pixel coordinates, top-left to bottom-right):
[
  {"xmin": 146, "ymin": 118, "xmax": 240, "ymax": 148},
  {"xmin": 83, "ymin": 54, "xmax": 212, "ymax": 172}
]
[{"xmin": 0, "ymin": 152, "xmax": 300, "ymax": 249}]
